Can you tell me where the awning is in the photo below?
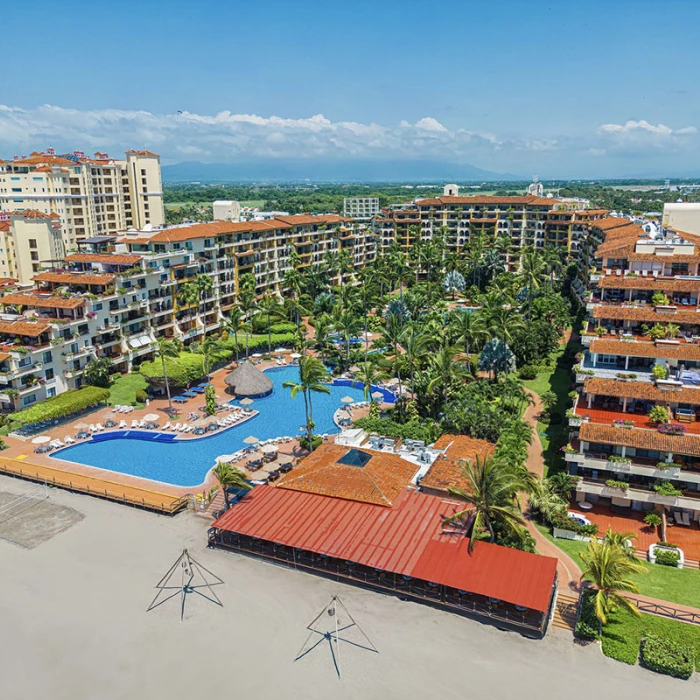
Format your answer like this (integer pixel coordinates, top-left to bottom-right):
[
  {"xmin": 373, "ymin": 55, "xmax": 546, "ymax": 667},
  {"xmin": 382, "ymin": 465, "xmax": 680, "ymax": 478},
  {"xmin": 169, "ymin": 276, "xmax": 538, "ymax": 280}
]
[{"xmin": 128, "ymin": 334, "xmax": 151, "ymax": 348}]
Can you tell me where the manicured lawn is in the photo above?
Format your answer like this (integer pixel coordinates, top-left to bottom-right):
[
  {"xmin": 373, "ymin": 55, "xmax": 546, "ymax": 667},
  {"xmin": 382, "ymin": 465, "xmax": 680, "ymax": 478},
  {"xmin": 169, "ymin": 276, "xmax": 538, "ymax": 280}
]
[
  {"xmin": 602, "ymin": 605, "xmax": 700, "ymax": 669},
  {"xmin": 538, "ymin": 525, "xmax": 700, "ymax": 608},
  {"xmin": 108, "ymin": 373, "xmax": 148, "ymax": 407}
]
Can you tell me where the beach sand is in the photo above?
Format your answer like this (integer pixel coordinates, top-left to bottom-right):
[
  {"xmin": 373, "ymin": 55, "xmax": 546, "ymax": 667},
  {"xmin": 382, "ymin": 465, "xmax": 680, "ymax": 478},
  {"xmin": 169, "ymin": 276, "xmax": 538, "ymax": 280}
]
[{"xmin": 1, "ymin": 476, "xmax": 698, "ymax": 700}]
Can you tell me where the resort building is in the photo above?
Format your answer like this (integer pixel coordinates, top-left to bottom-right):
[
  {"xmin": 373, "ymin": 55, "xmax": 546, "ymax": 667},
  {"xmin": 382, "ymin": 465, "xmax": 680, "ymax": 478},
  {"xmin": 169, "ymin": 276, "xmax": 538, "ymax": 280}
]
[
  {"xmin": 374, "ymin": 194, "xmax": 605, "ymax": 270},
  {"xmin": 208, "ymin": 441, "xmax": 558, "ymax": 637},
  {"xmin": 663, "ymin": 202, "xmax": 700, "ymax": 237},
  {"xmin": 343, "ymin": 197, "xmax": 380, "ymax": 221},
  {"xmin": 0, "ymin": 210, "xmax": 65, "ymax": 284},
  {"xmin": 0, "ymin": 149, "xmax": 164, "ymax": 250},
  {"xmin": 568, "ymin": 217, "xmax": 700, "ymax": 523},
  {"xmin": 0, "ymin": 213, "xmax": 375, "ymax": 412}
]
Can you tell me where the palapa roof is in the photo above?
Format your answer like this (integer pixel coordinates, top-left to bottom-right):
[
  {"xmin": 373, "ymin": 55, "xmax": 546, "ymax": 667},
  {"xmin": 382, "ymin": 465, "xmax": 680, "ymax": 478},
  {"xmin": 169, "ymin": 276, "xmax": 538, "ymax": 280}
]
[{"xmin": 224, "ymin": 361, "xmax": 273, "ymax": 397}]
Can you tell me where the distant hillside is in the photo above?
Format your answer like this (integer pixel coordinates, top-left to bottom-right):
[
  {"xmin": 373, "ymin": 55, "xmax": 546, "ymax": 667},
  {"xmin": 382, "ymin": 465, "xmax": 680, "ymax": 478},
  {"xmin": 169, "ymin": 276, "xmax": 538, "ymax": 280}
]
[{"xmin": 161, "ymin": 159, "xmax": 519, "ymax": 183}]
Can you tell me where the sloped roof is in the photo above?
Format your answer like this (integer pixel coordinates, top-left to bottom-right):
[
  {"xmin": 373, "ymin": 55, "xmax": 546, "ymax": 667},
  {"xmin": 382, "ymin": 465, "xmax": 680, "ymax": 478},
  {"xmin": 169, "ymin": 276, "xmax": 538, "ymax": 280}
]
[
  {"xmin": 66, "ymin": 253, "xmax": 142, "ymax": 265},
  {"xmin": 580, "ymin": 422, "xmax": 700, "ymax": 458},
  {"xmin": 590, "ymin": 338, "xmax": 700, "ymax": 362},
  {"xmin": 421, "ymin": 434, "xmax": 495, "ymax": 494},
  {"xmin": 277, "ymin": 442, "xmax": 418, "ymax": 506},
  {"xmin": 224, "ymin": 361, "xmax": 273, "ymax": 397},
  {"xmin": 33, "ymin": 271, "xmax": 114, "ymax": 285},
  {"xmin": 598, "ymin": 276, "xmax": 700, "ymax": 292},
  {"xmin": 584, "ymin": 377, "xmax": 700, "ymax": 405},
  {"xmin": 0, "ymin": 293, "xmax": 85, "ymax": 310},
  {"xmin": 212, "ymin": 486, "xmax": 558, "ymax": 613}
]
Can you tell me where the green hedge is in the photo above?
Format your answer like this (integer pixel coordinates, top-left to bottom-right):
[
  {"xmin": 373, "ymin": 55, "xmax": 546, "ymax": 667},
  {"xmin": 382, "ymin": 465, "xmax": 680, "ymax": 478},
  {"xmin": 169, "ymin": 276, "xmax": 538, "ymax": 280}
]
[
  {"xmin": 640, "ymin": 634, "xmax": 695, "ymax": 679},
  {"xmin": 655, "ymin": 549, "xmax": 681, "ymax": 567},
  {"xmin": 10, "ymin": 386, "xmax": 110, "ymax": 425},
  {"xmin": 575, "ymin": 589, "xmax": 600, "ymax": 640},
  {"xmin": 353, "ymin": 416, "xmax": 441, "ymax": 443}
]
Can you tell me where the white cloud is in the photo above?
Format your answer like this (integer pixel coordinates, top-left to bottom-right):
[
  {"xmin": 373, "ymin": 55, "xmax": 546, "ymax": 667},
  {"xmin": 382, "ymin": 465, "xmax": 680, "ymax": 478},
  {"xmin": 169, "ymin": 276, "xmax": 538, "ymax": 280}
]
[
  {"xmin": 0, "ymin": 104, "xmax": 515, "ymax": 164},
  {"xmin": 598, "ymin": 119, "xmax": 696, "ymax": 138}
]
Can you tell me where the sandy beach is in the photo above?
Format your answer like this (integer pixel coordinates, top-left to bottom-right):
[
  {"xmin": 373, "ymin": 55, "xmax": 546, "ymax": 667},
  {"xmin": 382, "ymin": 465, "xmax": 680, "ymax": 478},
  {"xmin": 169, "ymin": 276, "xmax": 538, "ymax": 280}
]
[{"xmin": 1, "ymin": 477, "xmax": 698, "ymax": 700}]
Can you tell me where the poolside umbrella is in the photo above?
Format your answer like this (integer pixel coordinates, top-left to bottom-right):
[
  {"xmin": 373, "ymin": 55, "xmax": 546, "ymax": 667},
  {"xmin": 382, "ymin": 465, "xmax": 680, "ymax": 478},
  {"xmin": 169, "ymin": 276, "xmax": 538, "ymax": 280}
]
[
  {"xmin": 215, "ymin": 454, "xmax": 236, "ymax": 463},
  {"xmin": 274, "ymin": 347, "xmax": 287, "ymax": 353},
  {"xmin": 225, "ymin": 361, "xmax": 273, "ymax": 397},
  {"xmin": 341, "ymin": 396, "xmax": 354, "ymax": 404},
  {"xmin": 278, "ymin": 454, "xmax": 294, "ymax": 465},
  {"xmin": 74, "ymin": 422, "xmax": 89, "ymax": 430},
  {"xmin": 290, "ymin": 352, "xmax": 301, "ymax": 359},
  {"xmin": 261, "ymin": 443, "xmax": 278, "ymax": 454},
  {"xmin": 371, "ymin": 391, "xmax": 384, "ymax": 400},
  {"xmin": 143, "ymin": 413, "xmax": 159, "ymax": 423},
  {"xmin": 386, "ymin": 377, "xmax": 399, "ymax": 386},
  {"xmin": 252, "ymin": 353, "xmax": 262, "ymax": 358},
  {"xmin": 240, "ymin": 397, "xmax": 254, "ymax": 405},
  {"xmin": 243, "ymin": 435, "xmax": 260, "ymax": 445},
  {"xmin": 32, "ymin": 435, "xmax": 51, "ymax": 444}
]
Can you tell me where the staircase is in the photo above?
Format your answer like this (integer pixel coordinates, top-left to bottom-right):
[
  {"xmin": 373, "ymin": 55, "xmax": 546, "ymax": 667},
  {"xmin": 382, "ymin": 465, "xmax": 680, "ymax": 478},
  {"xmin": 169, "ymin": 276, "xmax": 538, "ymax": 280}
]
[{"xmin": 552, "ymin": 592, "xmax": 579, "ymax": 631}]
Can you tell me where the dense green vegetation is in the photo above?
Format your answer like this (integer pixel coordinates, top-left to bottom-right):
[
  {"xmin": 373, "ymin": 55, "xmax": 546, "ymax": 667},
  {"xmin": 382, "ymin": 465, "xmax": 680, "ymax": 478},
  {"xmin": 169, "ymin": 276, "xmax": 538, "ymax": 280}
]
[
  {"xmin": 108, "ymin": 373, "xmax": 148, "ymax": 408},
  {"xmin": 10, "ymin": 386, "xmax": 110, "ymax": 425}
]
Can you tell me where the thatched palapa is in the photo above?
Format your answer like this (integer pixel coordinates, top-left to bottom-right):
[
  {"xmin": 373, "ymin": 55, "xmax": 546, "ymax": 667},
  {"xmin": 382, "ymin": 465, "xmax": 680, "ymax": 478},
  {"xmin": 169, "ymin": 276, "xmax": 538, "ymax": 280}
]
[{"xmin": 225, "ymin": 362, "xmax": 273, "ymax": 397}]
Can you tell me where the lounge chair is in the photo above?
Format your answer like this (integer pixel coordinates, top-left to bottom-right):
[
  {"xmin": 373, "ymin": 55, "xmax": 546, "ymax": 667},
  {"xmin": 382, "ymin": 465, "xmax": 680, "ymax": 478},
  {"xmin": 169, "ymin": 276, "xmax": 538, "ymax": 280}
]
[
  {"xmin": 89, "ymin": 424, "xmax": 96, "ymax": 433},
  {"xmin": 674, "ymin": 511, "xmax": 684, "ymax": 525},
  {"xmin": 119, "ymin": 420, "xmax": 127, "ymax": 429},
  {"xmin": 682, "ymin": 512, "xmax": 691, "ymax": 526},
  {"xmin": 137, "ymin": 420, "xmax": 146, "ymax": 429},
  {"xmin": 95, "ymin": 423, "xmax": 104, "ymax": 431},
  {"xmin": 131, "ymin": 420, "xmax": 139, "ymax": 429},
  {"xmin": 64, "ymin": 436, "xmax": 75, "ymax": 444},
  {"xmin": 183, "ymin": 424, "xmax": 192, "ymax": 433}
]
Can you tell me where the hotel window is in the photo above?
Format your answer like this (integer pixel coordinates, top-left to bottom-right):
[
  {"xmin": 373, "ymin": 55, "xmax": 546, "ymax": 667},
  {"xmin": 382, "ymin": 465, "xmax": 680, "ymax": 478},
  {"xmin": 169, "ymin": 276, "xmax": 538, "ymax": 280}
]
[
  {"xmin": 30, "ymin": 252, "xmax": 38, "ymax": 261},
  {"xmin": 22, "ymin": 394, "xmax": 37, "ymax": 407},
  {"xmin": 43, "ymin": 351, "xmax": 52, "ymax": 364},
  {"xmin": 44, "ymin": 368, "xmax": 54, "ymax": 381},
  {"xmin": 28, "ymin": 239, "xmax": 37, "ymax": 249}
]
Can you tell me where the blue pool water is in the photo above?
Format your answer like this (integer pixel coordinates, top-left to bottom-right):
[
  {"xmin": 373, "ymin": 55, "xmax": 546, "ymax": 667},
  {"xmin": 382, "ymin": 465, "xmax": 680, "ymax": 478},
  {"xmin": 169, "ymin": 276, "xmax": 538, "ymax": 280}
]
[{"xmin": 50, "ymin": 366, "xmax": 384, "ymax": 487}]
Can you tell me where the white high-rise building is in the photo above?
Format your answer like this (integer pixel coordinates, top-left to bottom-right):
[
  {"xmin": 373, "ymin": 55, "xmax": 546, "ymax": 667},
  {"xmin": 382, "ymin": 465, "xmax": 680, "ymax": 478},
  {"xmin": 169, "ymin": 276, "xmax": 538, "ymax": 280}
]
[
  {"xmin": 0, "ymin": 149, "xmax": 164, "ymax": 251},
  {"xmin": 343, "ymin": 197, "xmax": 379, "ymax": 221}
]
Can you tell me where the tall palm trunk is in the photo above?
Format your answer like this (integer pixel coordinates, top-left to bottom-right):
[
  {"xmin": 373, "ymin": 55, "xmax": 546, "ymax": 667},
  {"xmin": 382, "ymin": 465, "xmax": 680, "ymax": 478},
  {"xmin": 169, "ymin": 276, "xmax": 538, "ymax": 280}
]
[{"xmin": 161, "ymin": 354, "xmax": 172, "ymax": 410}]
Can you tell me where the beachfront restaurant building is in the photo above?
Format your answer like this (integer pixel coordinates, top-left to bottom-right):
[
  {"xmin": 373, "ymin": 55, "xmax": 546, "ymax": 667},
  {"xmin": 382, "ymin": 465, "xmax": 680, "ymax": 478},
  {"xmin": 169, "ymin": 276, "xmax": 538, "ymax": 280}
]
[{"xmin": 208, "ymin": 444, "xmax": 558, "ymax": 637}]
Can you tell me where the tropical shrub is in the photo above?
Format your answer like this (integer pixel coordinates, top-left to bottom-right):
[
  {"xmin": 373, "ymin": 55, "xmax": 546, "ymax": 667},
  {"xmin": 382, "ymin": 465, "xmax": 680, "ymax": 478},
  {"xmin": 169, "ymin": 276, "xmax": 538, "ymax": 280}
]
[
  {"xmin": 10, "ymin": 386, "xmax": 110, "ymax": 425},
  {"xmin": 606, "ymin": 479, "xmax": 629, "ymax": 491},
  {"xmin": 353, "ymin": 416, "xmax": 441, "ymax": 443},
  {"xmin": 651, "ymin": 292, "xmax": 671, "ymax": 307},
  {"xmin": 575, "ymin": 589, "xmax": 600, "ymax": 640},
  {"xmin": 640, "ymin": 634, "xmax": 695, "ymax": 679},
  {"xmin": 299, "ymin": 435, "xmax": 323, "ymax": 451},
  {"xmin": 652, "ymin": 365, "xmax": 668, "ymax": 381},
  {"xmin": 135, "ymin": 389, "xmax": 148, "ymax": 403},
  {"xmin": 655, "ymin": 549, "xmax": 681, "ymax": 567},
  {"xmin": 517, "ymin": 365, "xmax": 538, "ymax": 380},
  {"xmin": 653, "ymin": 482, "xmax": 683, "ymax": 497},
  {"xmin": 205, "ymin": 384, "xmax": 216, "ymax": 416},
  {"xmin": 649, "ymin": 405, "xmax": 670, "ymax": 423},
  {"xmin": 644, "ymin": 513, "xmax": 662, "ymax": 527}
]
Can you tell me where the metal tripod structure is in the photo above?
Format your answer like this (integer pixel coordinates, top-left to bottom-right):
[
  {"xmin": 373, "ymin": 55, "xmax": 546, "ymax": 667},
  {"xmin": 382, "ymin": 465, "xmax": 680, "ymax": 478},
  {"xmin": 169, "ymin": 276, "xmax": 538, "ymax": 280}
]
[
  {"xmin": 146, "ymin": 548, "xmax": 224, "ymax": 622},
  {"xmin": 295, "ymin": 595, "xmax": 378, "ymax": 677}
]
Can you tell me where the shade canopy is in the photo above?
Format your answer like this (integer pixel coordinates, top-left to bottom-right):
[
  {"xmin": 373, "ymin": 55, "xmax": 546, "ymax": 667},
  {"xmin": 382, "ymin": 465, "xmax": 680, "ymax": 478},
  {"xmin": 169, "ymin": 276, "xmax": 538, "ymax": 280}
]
[
  {"xmin": 239, "ymin": 397, "xmax": 254, "ymax": 406},
  {"xmin": 143, "ymin": 413, "xmax": 159, "ymax": 422},
  {"xmin": 278, "ymin": 454, "xmax": 294, "ymax": 465},
  {"xmin": 260, "ymin": 443, "xmax": 278, "ymax": 454},
  {"xmin": 371, "ymin": 391, "xmax": 384, "ymax": 400},
  {"xmin": 224, "ymin": 361, "xmax": 273, "ymax": 397},
  {"xmin": 290, "ymin": 353, "xmax": 302, "ymax": 359},
  {"xmin": 32, "ymin": 435, "xmax": 50, "ymax": 444},
  {"xmin": 74, "ymin": 422, "xmax": 89, "ymax": 430},
  {"xmin": 341, "ymin": 396, "xmax": 354, "ymax": 404},
  {"xmin": 243, "ymin": 435, "xmax": 260, "ymax": 445}
]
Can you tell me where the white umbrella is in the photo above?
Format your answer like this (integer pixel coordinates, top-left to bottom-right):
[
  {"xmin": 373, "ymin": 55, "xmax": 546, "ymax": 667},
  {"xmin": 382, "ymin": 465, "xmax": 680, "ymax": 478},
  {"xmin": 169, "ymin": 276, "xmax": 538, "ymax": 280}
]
[
  {"xmin": 371, "ymin": 391, "xmax": 384, "ymax": 400},
  {"xmin": 290, "ymin": 352, "xmax": 302, "ymax": 359},
  {"xmin": 252, "ymin": 353, "xmax": 263, "ymax": 358},
  {"xmin": 261, "ymin": 443, "xmax": 278, "ymax": 454},
  {"xmin": 243, "ymin": 435, "xmax": 260, "ymax": 445},
  {"xmin": 215, "ymin": 454, "xmax": 235, "ymax": 463},
  {"xmin": 341, "ymin": 396, "xmax": 354, "ymax": 404},
  {"xmin": 240, "ymin": 397, "xmax": 254, "ymax": 405},
  {"xmin": 386, "ymin": 377, "xmax": 399, "ymax": 386},
  {"xmin": 143, "ymin": 413, "xmax": 159, "ymax": 422},
  {"xmin": 32, "ymin": 435, "xmax": 51, "ymax": 444},
  {"xmin": 274, "ymin": 347, "xmax": 287, "ymax": 353}
]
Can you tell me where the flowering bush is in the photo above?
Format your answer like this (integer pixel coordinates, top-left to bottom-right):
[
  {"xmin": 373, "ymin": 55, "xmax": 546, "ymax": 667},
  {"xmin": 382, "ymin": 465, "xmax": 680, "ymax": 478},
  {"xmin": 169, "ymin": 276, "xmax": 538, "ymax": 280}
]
[{"xmin": 658, "ymin": 423, "xmax": 686, "ymax": 435}]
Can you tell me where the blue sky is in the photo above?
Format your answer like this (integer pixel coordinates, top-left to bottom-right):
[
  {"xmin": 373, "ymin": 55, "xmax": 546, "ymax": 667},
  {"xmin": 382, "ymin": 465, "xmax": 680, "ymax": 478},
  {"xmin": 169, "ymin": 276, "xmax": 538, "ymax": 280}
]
[{"xmin": 2, "ymin": 0, "xmax": 700, "ymax": 178}]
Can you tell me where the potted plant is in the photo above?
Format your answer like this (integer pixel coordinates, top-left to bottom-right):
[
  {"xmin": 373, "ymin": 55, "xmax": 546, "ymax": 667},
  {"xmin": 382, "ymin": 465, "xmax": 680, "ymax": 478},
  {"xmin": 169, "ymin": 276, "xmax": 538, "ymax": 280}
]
[{"xmin": 605, "ymin": 479, "xmax": 629, "ymax": 493}]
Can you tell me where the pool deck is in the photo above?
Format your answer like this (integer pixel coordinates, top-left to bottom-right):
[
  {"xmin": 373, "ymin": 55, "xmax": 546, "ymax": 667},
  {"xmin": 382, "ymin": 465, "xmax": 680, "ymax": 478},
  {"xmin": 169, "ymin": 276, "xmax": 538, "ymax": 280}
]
[{"xmin": 1, "ymin": 358, "xmax": 373, "ymax": 505}]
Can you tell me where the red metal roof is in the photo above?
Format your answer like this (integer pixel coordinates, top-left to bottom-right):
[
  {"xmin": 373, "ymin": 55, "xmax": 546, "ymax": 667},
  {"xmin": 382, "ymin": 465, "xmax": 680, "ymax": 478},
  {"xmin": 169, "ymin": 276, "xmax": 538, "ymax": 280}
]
[{"xmin": 212, "ymin": 486, "xmax": 557, "ymax": 612}]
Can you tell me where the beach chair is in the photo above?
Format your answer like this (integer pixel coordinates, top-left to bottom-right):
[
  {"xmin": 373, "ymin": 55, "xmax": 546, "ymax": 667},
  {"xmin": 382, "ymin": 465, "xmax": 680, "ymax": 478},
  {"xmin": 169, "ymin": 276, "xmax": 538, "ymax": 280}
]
[
  {"xmin": 137, "ymin": 420, "xmax": 146, "ymax": 429},
  {"xmin": 682, "ymin": 512, "xmax": 691, "ymax": 526},
  {"xmin": 54, "ymin": 439, "xmax": 65, "ymax": 447},
  {"xmin": 95, "ymin": 423, "xmax": 104, "ymax": 431},
  {"xmin": 131, "ymin": 420, "xmax": 139, "ymax": 429},
  {"xmin": 119, "ymin": 420, "xmax": 127, "ymax": 429},
  {"xmin": 89, "ymin": 424, "xmax": 96, "ymax": 433},
  {"xmin": 674, "ymin": 511, "xmax": 684, "ymax": 525},
  {"xmin": 64, "ymin": 435, "xmax": 75, "ymax": 444}
]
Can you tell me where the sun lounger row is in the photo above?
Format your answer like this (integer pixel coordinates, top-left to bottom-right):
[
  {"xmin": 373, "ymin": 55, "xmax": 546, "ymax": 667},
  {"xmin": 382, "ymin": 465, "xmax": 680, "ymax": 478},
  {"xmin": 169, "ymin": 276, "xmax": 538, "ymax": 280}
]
[{"xmin": 112, "ymin": 405, "xmax": 135, "ymax": 413}]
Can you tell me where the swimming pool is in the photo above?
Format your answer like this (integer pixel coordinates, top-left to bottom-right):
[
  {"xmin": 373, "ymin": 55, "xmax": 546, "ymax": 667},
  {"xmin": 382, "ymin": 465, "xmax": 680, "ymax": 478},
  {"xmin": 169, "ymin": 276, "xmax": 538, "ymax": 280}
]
[{"xmin": 50, "ymin": 366, "xmax": 385, "ymax": 488}]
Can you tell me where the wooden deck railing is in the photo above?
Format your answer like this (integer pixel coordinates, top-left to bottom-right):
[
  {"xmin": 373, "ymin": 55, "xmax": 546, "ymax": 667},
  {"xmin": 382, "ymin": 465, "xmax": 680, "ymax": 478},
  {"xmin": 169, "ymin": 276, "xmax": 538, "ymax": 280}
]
[{"xmin": 0, "ymin": 456, "xmax": 188, "ymax": 514}]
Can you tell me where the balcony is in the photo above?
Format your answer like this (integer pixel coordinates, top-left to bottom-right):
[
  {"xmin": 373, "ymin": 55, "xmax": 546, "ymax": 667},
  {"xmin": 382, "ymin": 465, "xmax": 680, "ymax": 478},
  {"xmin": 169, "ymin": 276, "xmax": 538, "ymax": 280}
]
[
  {"xmin": 566, "ymin": 452, "xmax": 700, "ymax": 483},
  {"xmin": 575, "ymin": 477, "xmax": 700, "ymax": 511}
]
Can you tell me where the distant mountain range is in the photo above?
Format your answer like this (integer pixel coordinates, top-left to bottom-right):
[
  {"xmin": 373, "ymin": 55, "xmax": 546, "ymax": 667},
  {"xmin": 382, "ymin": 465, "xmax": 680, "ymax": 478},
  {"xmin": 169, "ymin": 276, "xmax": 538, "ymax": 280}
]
[{"xmin": 161, "ymin": 159, "xmax": 521, "ymax": 183}]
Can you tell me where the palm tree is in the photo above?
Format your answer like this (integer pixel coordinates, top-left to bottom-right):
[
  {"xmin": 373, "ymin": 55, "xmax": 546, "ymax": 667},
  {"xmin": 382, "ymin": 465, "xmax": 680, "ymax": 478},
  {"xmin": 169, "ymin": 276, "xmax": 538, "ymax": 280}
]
[
  {"xmin": 332, "ymin": 305, "xmax": 362, "ymax": 371},
  {"xmin": 195, "ymin": 272, "xmax": 214, "ymax": 312},
  {"xmin": 155, "ymin": 338, "xmax": 180, "ymax": 410},
  {"xmin": 197, "ymin": 336, "xmax": 222, "ymax": 382},
  {"xmin": 519, "ymin": 246, "xmax": 546, "ymax": 319},
  {"xmin": 529, "ymin": 479, "xmax": 567, "ymax": 523},
  {"xmin": 399, "ymin": 325, "xmax": 428, "ymax": 394},
  {"xmin": 283, "ymin": 355, "xmax": 331, "ymax": 449},
  {"xmin": 221, "ymin": 307, "xmax": 243, "ymax": 363},
  {"xmin": 486, "ymin": 304, "xmax": 525, "ymax": 344},
  {"xmin": 443, "ymin": 456, "xmax": 526, "ymax": 552},
  {"xmin": 212, "ymin": 463, "xmax": 251, "ymax": 507},
  {"xmin": 427, "ymin": 344, "xmax": 471, "ymax": 410},
  {"xmin": 353, "ymin": 360, "xmax": 387, "ymax": 400},
  {"xmin": 478, "ymin": 338, "xmax": 516, "ymax": 380},
  {"xmin": 258, "ymin": 293, "xmax": 282, "ymax": 353},
  {"xmin": 313, "ymin": 313, "xmax": 334, "ymax": 364},
  {"xmin": 579, "ymin": 539, "xmax": 646, "ymax": 627},
  {"xmin": 602, "ymin": 527, "xmax": 638, "ymax": 561},
  {"xmin": 336, "ymin": 248, "xmax": 354, "ymax": 288},
  {"xmin": 449, "ymin": 309, "xmax": 487, "ymax": 357}
]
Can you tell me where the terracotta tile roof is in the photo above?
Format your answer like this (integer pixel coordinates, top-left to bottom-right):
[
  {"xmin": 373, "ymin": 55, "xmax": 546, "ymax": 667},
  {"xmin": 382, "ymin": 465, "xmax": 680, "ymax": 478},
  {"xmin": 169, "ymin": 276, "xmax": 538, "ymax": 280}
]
[
  {"xmin": 421, "ymin": 434, "xmax": 495, "ymax": 494},
  {"xmin": 415, "ymin": 194, "xmax": 556, "ymax": 207},
  {"xmin": 591, "ymin": 338, "xmax": 700, "ymax": 361},
  {"xmin": 583, "ymin": 377, "xmax": 700, "ymax": 405},
  {"xmin": 66, "ymin": 253, "xmax": 142, "ymax": 265},
  {"xmin": 589, "ymin": 216, "xmax": 635, "ymax": 231},
  {"xmin": 17, "ymin": 209, "xmax": 50, "ymax": 220},
  {"xmin": 33, "ymin": 271, "xmax": 115, "ymax": 285},
  {"xmin": 275, "ymin": 214, "xmax": 349, "ymax": 226},
  {"xmin": 0, "ymin": 353, "xmax": 11, "ymax": 362},
  {"xmin": 125, "ymin": 150, "xmax": 159, "ymax": 157},
  {"xmin": 148, "ymin": 219, "xmax": 289, "ymax": 243},
  {"xmin": 592, "ymin": 304, "xmax": 700, "ymax": 324},
  {"xmin": 579, "ymin": 422, "xmax": 700, "ymax": 457},
  {"xmin": 276, "ymin": 442, "xmax": 418, "ymax": 506},
  {"xmin": 0, "ymin": 222, "xmax": 9, "ymax": 232},
  {"xmin": 7, "ymin": 155, "xmax": 76, "ymax": 166},
  {"xmin": 0, "ymin": 320, "xmax": 50, "ymax": 337},
  {"xmin": 598, "ymin": 276, "xmax": 700, "ymax": 292},
  {"xmin": 0, "ymin": 293, "xmax": 86, "ymax": 310},
  {"xmin": 628, "ymin": 252, "xmax": 700, "ymax": 263}
]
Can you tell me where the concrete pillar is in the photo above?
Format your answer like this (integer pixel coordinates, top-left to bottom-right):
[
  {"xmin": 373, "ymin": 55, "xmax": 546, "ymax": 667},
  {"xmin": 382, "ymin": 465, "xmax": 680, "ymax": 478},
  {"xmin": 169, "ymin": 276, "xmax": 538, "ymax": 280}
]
[
  {"xmin": 587, "ymin": 394, "xmax": 593, "ymax": 409},
  {"xmin": 625, "ymin": 355, "xmax": 630, "ymax": 370},
  {"xmin": 622, "ymin": 397, "xmax": 628, "ymax": 412}
]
